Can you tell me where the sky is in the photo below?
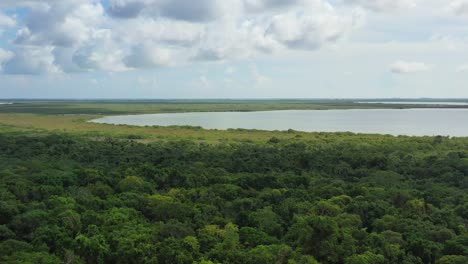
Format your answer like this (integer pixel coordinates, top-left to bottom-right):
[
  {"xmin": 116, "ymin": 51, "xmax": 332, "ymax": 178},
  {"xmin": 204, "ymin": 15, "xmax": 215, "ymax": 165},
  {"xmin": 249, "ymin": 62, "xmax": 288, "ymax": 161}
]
[{"xmin": 0, "ymin": 0, "xmax": 468, "ymax": 99}]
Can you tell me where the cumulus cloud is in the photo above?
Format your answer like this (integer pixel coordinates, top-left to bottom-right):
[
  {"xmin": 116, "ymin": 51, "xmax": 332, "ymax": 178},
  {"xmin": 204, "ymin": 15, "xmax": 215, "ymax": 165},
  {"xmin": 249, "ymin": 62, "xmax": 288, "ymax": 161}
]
[
  {"xmin": 0, "ymin": 0, "xmax": 365, "ymax": 74},
  {"xmin": 3, "ymin": 46, "xmax": 61, "ymax": 75},
  {"xmin": 53, "ymin": 47, "xmax": 85, "ymax": 73},
  {"xmin": 108, "ymin": 0, "xmax": 148, "ymax": 18},
  {"xmin": 191, "ymin": 18, "xmax": 279, "ymax": 62},
  {"xmin": 193, "ymin": 49, "xmax": 226, "ymax": 61},
  {"xmin": 116, "ymin": 18, "xmax": 203, "ymax": 47},
  {"xmin": 390, "ymin": 61, "xmax": 433, "ymax": 74},
  {"xmin": 159, "ymin": 0, "xmax": 220, "ymax": 22},
  {"xmin": 0, "ymin": 0, "xmax": 49, "ymax": 9},
  {"xmin": 14, "ymin": 0, "xmax": 104, "ymax": 47},
  {"xmin": 124, "ymin": 44, "xmax": 171, "ymax": 68},
  {"xmin": 0, "ymin": 12, "xmax": 15, "ymax": 28},
  {"xmin": 68, "ymin": 27, "xmax": 126, "ymax": 72},
  {"xmin": 5, "ymin": 0, "xmax": 120, "ymax": 74},
  {"xmin": 191, "ymin": 0, "xmax": 364, "ymax": 62},
  {"xmin": 72, "ymin": 48, "xmax": 127, "ymax": 72},
  {"xmin": 243, "ymin": 0, "xmax": 301, "ymax": 12},
  {"xmin": 345, "ymin": 0, "xmax": 417, "ymax": 12},
  {"xmin": 265, "ymin": 8, "xmax": 363, "ymax": 50},
  {"xmin": 108, "ymin": 0, "xmax": 221, "ymax": 22},
  {"xmin": 450, "ymin": 0, "xmax": 468, "ymax": 16}
]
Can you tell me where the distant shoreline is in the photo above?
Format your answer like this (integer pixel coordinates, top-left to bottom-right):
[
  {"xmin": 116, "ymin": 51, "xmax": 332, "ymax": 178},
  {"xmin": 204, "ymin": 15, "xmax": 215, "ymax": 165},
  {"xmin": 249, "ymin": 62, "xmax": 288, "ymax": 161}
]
[{"xmin": 1, "ymin": 98, "xmax": 468, "ymax": 102}]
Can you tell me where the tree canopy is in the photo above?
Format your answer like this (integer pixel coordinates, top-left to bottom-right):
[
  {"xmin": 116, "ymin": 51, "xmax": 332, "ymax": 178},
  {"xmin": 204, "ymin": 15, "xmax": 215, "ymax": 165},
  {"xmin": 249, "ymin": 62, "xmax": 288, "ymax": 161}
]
[{"xmin": 0, "ymin": 133, "xmax": 467, "ymax": 263}]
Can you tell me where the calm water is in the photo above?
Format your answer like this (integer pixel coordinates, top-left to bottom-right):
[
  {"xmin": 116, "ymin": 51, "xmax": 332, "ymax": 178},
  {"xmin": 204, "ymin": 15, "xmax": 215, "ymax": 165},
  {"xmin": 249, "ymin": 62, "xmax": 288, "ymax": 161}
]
[
  {"xmin": 356, "ymin": 101, "xmax": 468, "ymax": 105},
  {"xmin": 92, "ymin": 109, "xmax": 468, "ymax": 136}
]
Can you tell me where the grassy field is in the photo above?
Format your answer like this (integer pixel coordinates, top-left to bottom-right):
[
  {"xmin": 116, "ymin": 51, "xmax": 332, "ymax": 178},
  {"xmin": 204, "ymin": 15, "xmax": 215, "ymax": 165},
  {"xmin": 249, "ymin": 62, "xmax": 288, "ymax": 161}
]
[
  {"xmin": 0, "ymin": 99, "xmax": 467, "ymax": 143},
  {"xmin": 0, "ymin": 113, "xmax": 404, "ymax": 144},
  {"xmin": 2, "ymin": 99, "xmax": 468, "ymax": 115},
  {"xmin": 0, "ymin": 100, "xmax": 361, "ymax": 115}
]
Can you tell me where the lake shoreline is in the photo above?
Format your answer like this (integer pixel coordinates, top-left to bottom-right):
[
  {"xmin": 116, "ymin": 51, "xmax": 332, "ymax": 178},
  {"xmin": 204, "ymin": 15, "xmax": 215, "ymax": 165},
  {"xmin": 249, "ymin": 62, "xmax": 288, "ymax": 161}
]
[{"xmin": 91, "ymin": 108, "xmax": 468, "ymax": 137}]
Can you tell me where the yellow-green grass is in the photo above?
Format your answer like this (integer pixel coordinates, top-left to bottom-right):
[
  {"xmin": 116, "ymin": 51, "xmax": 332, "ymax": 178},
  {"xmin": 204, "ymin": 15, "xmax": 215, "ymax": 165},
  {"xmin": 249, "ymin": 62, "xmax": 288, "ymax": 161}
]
[
  {"xmin": 1, "ymin": 100, "xmax": 467, "ymax": 144},
  {"xmin": 0, "ymin": 113, "xmax": 325, "ymax": 143},
  {"xmin": 3, "ymin": 100, "xmax": 461, "ymax": 116},
  {"xmin": 1, "ymin": 113, "xmax": 466, "ymax": 148}
]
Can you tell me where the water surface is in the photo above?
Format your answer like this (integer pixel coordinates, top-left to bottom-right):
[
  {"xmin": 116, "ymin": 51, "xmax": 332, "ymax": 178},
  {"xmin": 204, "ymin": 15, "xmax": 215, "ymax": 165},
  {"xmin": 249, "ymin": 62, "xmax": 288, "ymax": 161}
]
[
  {"xmin": 92, "ymin": 109, "xmax": 468, "ymax": 137},
  {"xmin": 355, "ymin": 101, "xmax": 468, "ymax": 105}
]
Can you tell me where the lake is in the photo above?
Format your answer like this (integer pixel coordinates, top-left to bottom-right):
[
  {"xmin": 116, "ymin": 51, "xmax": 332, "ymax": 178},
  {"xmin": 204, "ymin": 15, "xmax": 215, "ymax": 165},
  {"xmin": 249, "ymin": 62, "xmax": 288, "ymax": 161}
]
[
  {"xmin": 92, "ymin": 109, "xmax": 468, "ymax": 137},
  {"xmin": 355, "ymin": 101, "xmax": 468, "ymax": 105}
]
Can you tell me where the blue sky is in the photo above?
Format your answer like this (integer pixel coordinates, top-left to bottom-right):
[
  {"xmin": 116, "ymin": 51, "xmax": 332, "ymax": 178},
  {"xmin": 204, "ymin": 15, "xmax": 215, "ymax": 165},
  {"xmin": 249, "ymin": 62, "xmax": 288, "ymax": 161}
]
[{"xmin": 1, "ymin": 0, "xmax": 468, "ymax": 99}]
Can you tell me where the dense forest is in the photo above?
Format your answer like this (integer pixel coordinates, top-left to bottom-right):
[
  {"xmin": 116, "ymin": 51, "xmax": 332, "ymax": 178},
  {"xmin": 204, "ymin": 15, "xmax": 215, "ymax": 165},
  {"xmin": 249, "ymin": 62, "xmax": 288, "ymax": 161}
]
[{"xmin": 0, "ymin": 133, "xmax": 467, "ymax": 264}]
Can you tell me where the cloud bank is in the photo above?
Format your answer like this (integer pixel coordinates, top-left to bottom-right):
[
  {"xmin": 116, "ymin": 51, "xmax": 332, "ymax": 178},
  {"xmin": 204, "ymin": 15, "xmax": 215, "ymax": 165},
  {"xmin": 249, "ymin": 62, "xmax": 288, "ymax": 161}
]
[
  {"xmin": 0, "ymin": 0, "xmax": 368, "ymax": 75},
  {"xmin": 0, "ymin": 0, "xmax": 464, "ymax": 77},
  {"xmin": 345, "ymin": 0, "xmax": 417, "ymax": 12}
]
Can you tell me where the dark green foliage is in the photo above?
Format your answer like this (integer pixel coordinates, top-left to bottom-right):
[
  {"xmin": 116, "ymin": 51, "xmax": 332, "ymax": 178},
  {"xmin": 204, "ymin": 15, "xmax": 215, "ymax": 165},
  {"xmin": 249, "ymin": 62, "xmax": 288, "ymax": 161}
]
[{"xmin": 0, "ymin": 133, "xmax": 467, "ymax": 263}]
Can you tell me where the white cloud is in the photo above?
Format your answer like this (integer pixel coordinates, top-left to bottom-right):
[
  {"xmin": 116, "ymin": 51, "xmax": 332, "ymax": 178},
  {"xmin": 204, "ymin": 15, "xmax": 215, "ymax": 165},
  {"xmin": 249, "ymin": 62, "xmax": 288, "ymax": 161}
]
[
  {"xmin": 158, "ymin": 0, "xmax": 221, "ymax": 22},
  {"xmin": 243, "ymin": 0, "xmax": 301, "ymax": 12},
  {"xmin": 108, "ymin": 0, "xmax": 221, "ymax": 22},
  {"xmin": 390, "ymin": 60, "xmax": 433, "ymax": 74},
  {"xmin": 14, "ymin": 0, "xmax": 104, "ymax": 47},
  {"xmin": 71, "ymin": 29, "xmax": 128, "ymax": 72},
  {"xmin": 8, "ymin": 1, "xmax": 106, "ymax": 73},
  {"xmin": 72, "ymin": 47, "xmax": 127, "ymax": 72},
  {"xmin": 124, "ymin": 44, "xmax": 171, "ymax": 68},
  {"xmin": 3, "ymin": 0, "xmax": 468, "ymax": 98},
  {"xmin": 115, "ymin": 18, "xmax": 203, "ymax": 47},
  {"xmin": 191, "ymin": 0, "xmax": 364, "ymax": 62},
  {"xmin": 0, "ymin": 12, "xmax": 15, "ymax": 28},
  {"xmin": 191, "ymin": 17, "xmax": 279, "ymax": 62},
  {"xmin": 108, "ymin": 0, "xmax": 148, "ymax": 18},
  {"xmin": 193, "ymin": 48, "xmax": 226, "ymax": 61},
  {"xmin": 345, "ymin": 0, "xmax": 417, "ymax": 12},
  {"xmin": 3, "ymin": 46, "xmax": 61, "ymax": 75},
  {"xmin": 456, "ymin": 64, "xmax": 468, "ymax": 72},
  {"xmin": 265, "ymin": 7, "xmax": 364, "ymax": 50},
  {"xmin": 0, "ymin": 48, "xmax": 14, "ymax": 71},
  {"xmin": 0, "ymin": 0, "xmax": 366, "ymax": 74},
  {"xmin": 450, "ymin": 0, "xmax": 468, "ymax": 15},
  {"xmin": 0, "ymin": 0, "xmax": 49, "ymax": 9},
  {"xmin": 53, "ymin": 47, "xmax": 86, "ymax": 73}
]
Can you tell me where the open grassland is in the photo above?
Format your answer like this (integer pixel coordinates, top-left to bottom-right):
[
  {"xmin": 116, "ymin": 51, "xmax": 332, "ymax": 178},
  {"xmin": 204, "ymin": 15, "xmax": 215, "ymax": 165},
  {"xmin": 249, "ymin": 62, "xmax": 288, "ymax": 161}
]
[
  {"xmin": 1, "ymin": 99, "xmax": 468, "ymax": 144},
  {"xmin": 2, "ymin": 113, "xmax": 468, "ymax": 149},
  {"xmin": 0, "ymin": 100, "xmax": 362, "ymax": 115},
  {"xmin": 0, "ymin": 113, "xmax": 397, "ymax": 144},
  {"xmin": 2, "ymin": 99, "xmax": 468, "ymax": 115}
]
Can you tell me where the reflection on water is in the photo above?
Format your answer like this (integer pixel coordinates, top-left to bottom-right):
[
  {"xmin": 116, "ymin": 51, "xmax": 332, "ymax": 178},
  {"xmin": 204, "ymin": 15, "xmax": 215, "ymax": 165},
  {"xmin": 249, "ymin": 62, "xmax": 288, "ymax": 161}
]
[{"xmin": 92, "ymin": 109, "xmax": 468, "ymax": 137}]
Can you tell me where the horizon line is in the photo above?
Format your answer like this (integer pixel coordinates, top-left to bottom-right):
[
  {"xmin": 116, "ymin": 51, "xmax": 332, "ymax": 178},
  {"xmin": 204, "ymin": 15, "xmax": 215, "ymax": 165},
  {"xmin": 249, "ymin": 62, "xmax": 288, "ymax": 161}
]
[{"xmin": 2, "ymin": 98, "xmax": 468, "ymax": 101}]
